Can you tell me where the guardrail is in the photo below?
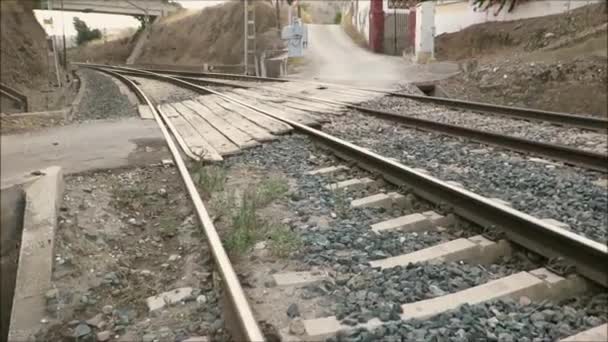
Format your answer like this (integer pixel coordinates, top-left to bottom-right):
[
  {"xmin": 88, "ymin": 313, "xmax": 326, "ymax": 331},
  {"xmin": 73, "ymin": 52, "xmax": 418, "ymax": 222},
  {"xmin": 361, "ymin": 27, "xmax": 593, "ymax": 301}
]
[{"xmin": 0, "ymin": 83, "xmax": 28, "ymax": 112}]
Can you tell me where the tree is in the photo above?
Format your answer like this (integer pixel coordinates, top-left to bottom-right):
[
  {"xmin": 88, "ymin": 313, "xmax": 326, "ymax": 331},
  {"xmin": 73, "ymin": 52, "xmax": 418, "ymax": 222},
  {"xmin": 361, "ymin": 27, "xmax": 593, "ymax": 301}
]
[{"xmin": 73, "ymin": 17, "xmax": 102, "ymax": 46}]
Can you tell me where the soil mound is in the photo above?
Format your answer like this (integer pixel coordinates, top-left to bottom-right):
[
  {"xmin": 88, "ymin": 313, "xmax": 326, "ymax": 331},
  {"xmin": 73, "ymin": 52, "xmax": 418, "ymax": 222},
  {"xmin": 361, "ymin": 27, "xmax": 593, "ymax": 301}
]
[
  {"xmin": 436, "ymin": 3, "xmax": 607, "ymax": 117},
  {"xmin": 436, "ymin": 3, "xmax": 607, "ymax": 61},
  {"xmin": 0, "ymin": 0, "xmax": 49, "ymax": 90},
  {"xmin": 136, "ymin": 1, "xmax": 281, "ymax": 65}
]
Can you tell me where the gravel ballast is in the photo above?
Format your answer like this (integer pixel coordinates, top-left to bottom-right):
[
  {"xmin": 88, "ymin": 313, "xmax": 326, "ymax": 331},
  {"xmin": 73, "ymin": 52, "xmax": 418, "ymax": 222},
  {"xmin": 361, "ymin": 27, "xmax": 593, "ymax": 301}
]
[
  {"xmin": 223, "ymin": 135, "xmax": 545, "ymax": 325},
  {"xmin": 224, "ymin": 135, "xmax": 475, "ymax": 269},
  {"xmin": 323, "ymin": 111, "xmax": 607, "ymax": 244},
  {"xmin": 361, "ymin": 95, "xmax": 608, "ymax": 154},
  {"xmin": 326, "ymin": 253, "xmax": 538, "ymax": 325},
  {"xmin": 76, "ymin": 69, "xmax": 137, "ymax": 120},
  {"xmin": 131, "ymin": 76, "xmax": 201, "ymax": 104},
  {"xmin": 331, "ymin": 293, "xmax": 608, "ymax": 342}
]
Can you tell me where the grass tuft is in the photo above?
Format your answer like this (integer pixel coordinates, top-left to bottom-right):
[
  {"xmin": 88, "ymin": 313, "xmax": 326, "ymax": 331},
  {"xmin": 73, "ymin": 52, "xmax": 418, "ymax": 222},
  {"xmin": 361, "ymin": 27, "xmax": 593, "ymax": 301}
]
[
  {"xmin": 192, "ymin": 162, "xmax": 227, "ymax": 197},
  {"xmin": 267, "ymin": 224, "xmax": 302, "ymax": 258},
  {"xmin": 224, "ymin": 188, "xmax": 262, "ymax": 255},
  {"xmin": 223, "ymin": 176, "xmax": 292, "ymax": 256},
  {"xmin": 256, "ymin": 176, "xmax": 289, "ymax": 207}
]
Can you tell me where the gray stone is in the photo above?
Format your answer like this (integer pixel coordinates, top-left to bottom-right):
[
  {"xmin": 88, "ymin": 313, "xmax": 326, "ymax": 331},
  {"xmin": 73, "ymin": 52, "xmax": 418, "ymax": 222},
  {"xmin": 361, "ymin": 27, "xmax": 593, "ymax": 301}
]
[
  {"xmin": 73, "ymin": 323, "xmax": 91, "ymax": 338},
  {"xmin": 289, "ymin": 318, "xmax": 306, "ymax": 335},
  {"xmin": 142, "ymin": 334, "xmax": 157, "ymax": 342},
  {"xmin": 102, "ymin": 305, "xmax": 113, "ymax": 315},
  {"xmin": 96, "ymin": 331, "xmax": 111, "ymax": 342},
  {"xmin": 287, "ymin": 303, "xmax": 300, "ymax": 318}
]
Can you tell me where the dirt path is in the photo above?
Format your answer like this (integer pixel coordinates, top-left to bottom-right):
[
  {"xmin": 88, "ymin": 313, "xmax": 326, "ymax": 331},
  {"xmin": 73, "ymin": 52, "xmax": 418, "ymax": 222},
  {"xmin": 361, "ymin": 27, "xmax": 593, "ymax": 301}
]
[
  {"xmin": 0, "ymin": 118, "xmax": 166, "ymax": 188},
  {"xmin": 293, "ymin": 24, "xmax": 459, "ymax": 88}
]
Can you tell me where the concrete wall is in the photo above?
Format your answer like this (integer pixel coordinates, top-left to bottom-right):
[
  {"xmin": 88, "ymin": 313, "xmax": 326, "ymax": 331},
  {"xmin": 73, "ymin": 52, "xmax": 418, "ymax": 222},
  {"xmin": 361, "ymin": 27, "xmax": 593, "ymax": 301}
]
[
  {"xmin": 435, "ymin": 0, "xmax": 602, "ymax": 35},
  {"xmin": 0, "ymin": 186, "xmax": 25, "ymax": 342}
]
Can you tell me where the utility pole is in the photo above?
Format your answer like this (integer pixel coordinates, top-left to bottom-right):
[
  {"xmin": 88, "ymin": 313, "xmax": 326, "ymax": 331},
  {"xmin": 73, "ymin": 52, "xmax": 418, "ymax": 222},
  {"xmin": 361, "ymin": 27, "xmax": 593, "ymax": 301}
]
[
  {"xmin": 244, "ymin": 0, "xmax": 248, "ymax": 74},
  {"xmin": 244, "ymin": 0, "xmax": 256, "ymax": 75},
  {"xmin": 47, "ymin": 0, "xmax": 62, "ymax": 87},
  {"xmin": 61, "ymin": 0, "xmax": 67, "ymax": 68}
]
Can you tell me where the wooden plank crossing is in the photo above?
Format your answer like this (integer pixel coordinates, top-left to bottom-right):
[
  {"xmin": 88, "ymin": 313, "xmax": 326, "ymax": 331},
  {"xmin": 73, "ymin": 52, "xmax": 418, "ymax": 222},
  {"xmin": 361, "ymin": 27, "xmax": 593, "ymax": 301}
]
[
  {"xmin": 164, "ymin": 111, "xmax": 223, "ymax": 161},
  {"xmin": 199, "ymin": 96, "xmax": 276, "ymax": 142},
  {"xmin": 153, "ymin": 80, "xmax": 386, "ymax": 161},
  {"xmin": 170, "ymin": 102, "xmax": 240, "ymax": 156},
  {"xmin": 225, "ymin": 92, "xmax": 321, "ymax": 126},
  {"xmin": 215, "ymin": 98, "xmax": 292, "ymax": 135},
  {"xmin": 231, "ymin": 88, "xmax": 345, "ymax": 115},
  {"xmin": 181, "ymin": 99, "xmax": 259, "ymax": 149},
  {"xmin": 138, "ymin": 105, "xmax": 154, "ymax": 119}
]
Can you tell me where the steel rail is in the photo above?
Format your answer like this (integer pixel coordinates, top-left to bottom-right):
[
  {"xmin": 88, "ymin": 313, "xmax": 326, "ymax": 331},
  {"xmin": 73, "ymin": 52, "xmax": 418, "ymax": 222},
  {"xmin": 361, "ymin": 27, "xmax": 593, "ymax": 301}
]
[
  {"xmin": 124, "ymin": 65, "xmax": 286, "ymax": 83},
  {"xmin": 346, "ymin": 104, "xmax": 608, "ymax": 172},
  {"xmin": 387, "ymin": 92, "xmax": 608, "ymax": 133},
  {"xmin": 114, "ymin": 69, "xmax": 251, "ymax": 89},
  {"xmin": 119, "ymin": 64, "xmax": 608, "ymax": 132},
  {"xmin": 87, "ymin": 66, "xmax": 265, "ymax": 342},
  {"xmin": 89, "ymin": 65, "xmax": 608, "ymax": 287},
  {"xmin": 90, "ymin": 64, "xmax": 607, "ymax": 172}
]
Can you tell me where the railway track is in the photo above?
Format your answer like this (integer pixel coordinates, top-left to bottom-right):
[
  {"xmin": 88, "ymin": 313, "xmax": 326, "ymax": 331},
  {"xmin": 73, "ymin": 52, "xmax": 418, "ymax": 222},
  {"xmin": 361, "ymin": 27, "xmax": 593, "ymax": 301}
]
[
  {"xmin": 80, "ymin": 63, "xmax": 608, "ymax": 172},
  {"xmin": 123, "ymin": 64, "xmax": 608, "ymax": 133},
  {"xmin": 75, "ymin": 64, "xmax": 607, "ymax": 341}
]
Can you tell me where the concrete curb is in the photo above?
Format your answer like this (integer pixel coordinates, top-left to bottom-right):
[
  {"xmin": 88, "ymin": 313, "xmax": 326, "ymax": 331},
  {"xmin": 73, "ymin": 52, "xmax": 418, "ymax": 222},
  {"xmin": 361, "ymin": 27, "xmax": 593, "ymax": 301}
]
[{"xmin": 8, "ymin": 166, "xmax": 63, "ymax": 342}]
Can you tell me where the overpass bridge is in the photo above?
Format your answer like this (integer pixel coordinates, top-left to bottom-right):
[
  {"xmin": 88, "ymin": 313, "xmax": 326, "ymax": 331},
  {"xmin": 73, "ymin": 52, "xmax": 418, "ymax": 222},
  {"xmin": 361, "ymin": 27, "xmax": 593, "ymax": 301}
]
[{"xmin": 39, "ymin": 0, "xmax": 179, "ymax": 17}]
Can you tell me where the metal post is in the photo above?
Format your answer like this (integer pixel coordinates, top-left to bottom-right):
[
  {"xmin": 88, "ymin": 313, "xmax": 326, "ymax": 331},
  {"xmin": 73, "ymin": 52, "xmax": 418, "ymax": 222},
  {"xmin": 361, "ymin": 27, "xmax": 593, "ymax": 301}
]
[
  {"xmin": 61, "ymin": 0, "xmax": 67, "ymax": 68},
  {"xmin": 244, "ymin": 0, "xmax": 248, "ymax": 75},
  {"xmin": 48, "ymin": 0, "xmax": 62, "ymax": 87}
]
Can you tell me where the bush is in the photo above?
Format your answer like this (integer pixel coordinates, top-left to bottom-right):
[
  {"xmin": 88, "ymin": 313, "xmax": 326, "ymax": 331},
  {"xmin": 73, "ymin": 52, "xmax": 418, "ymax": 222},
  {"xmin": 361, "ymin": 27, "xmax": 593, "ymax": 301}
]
[{"xmin": 334, "ymin": 12, "xmax": 342, "ymax": 24}]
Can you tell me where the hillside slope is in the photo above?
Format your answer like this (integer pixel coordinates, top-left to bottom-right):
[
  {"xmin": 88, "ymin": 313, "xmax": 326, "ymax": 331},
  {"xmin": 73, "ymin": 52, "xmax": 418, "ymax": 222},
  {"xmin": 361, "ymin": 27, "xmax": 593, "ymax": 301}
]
[
  {"xmin": 0, "ymin": 0, "xmax": 49, "ymax": 91},
  {"xmin": 136, "ymin": 1, "xmax": 280, "ymax": 66},
  {"xmin": 436, "ymin": 3, "xmax": 607, "ymax": 117}
]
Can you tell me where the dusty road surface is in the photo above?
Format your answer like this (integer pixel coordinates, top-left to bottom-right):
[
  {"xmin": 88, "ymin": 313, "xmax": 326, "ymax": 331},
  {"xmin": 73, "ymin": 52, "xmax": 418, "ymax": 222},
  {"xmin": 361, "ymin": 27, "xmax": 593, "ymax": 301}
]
[
  {"xmin": 0, "ymin": 118, "xmax": 166, "ymax": 188},
  {"xmin": 294, "ymin": 24, "xmax": 458, "ymax": 88}
]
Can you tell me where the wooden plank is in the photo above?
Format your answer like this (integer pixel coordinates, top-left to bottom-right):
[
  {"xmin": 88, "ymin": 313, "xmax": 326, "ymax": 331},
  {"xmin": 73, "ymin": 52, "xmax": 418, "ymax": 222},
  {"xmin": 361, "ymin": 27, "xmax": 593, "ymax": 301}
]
[
  {"xmin": 215, "ymin": 98, "xmax": 292, "ymax": 135},
  {"xmin": 138, "ymin": 105, "xmax": 154, "ymax": 119},
  {"xmin": 159, "ymin": 103, "xmax": 180, "ymax": 118},
  {"xmin": 227, "ymin": 90, "xmax": 328, "ymax": 122},
  {"xmin": 260, "ymin": 99, "xmax": 329, "ymax": 124},
  {"xmin": 233, "ymin": 88, "xmax": 344, "ymax": 114},
  {"xmin": 200, "ymin": 96, "xmax": 276, "ymax": 142},
  {"xmin": 225, "ymin": 92, "xmax": 321, "ymax": 126},
  {"xmin": 166, "ymin": 114, "xmax": 223, "ymax": 161},
  {"xmin": 265, "ymin": 82, "xmax": 318, "ymax": 94},
  {"xmin": 181, "ymin": 99, "xmax": 259, "ymax": 149},
  {"xmin": 302, "ymin": 88, "xmax": 371, "ymax": 103},
  {"xmin": 157, "ymin": 105, "xmax": 222, "ymax": 162},
  {"xmin": 171, "ymin": 102, "xmax": 240, "ymax": 156},
  {"xmin": 324, "ymin": 87, "xmax": 380, "ymax": 101}
]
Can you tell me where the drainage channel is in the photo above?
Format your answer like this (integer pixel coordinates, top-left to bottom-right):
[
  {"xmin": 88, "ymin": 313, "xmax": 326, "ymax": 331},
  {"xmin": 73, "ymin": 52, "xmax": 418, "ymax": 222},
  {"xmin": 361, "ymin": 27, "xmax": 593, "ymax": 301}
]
[{"xmin": 0, "ymin": 186, "xmax": 26, "ymax": 342}]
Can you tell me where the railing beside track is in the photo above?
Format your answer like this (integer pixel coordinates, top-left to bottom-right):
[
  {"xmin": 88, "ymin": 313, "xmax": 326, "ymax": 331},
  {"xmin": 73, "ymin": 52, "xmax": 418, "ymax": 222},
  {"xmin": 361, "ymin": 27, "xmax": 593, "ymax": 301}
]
[{"xmin": 0, "ymin": 83, "xmax": 29, "ymax": 112}]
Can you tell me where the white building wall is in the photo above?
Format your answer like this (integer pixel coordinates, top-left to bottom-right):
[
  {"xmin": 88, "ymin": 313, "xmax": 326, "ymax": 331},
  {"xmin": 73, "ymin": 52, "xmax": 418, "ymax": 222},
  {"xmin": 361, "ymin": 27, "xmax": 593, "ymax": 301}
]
[
  {"xmin": 352, "ymin": 0, "xmax": 371, "ymax": 43},
  {"xmin": 435, "ymin": 0, "xmax": 602, "ymax": 35}
]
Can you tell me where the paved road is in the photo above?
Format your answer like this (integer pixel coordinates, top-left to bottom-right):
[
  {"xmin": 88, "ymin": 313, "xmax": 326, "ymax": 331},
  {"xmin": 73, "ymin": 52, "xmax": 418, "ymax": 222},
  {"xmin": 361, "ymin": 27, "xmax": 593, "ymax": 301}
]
[
  {"xmin": 1, "ymin": 118, "xmax": 167, "ymax": 188},
  {"xmin": 291, "ymin": 24, "xmax": 459, "ymax": 88}
]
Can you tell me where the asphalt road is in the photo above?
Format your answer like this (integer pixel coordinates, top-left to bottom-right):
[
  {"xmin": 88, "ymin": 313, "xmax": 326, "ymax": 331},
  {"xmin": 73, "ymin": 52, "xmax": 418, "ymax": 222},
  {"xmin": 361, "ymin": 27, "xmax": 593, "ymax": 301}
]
[
  {"xmin": 1, "ymin": 118, "xmax": 167, "ymax": 188},
  {"xmin": 292, "ymin": 24, "xmax": 459, "ymax": 88}
]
